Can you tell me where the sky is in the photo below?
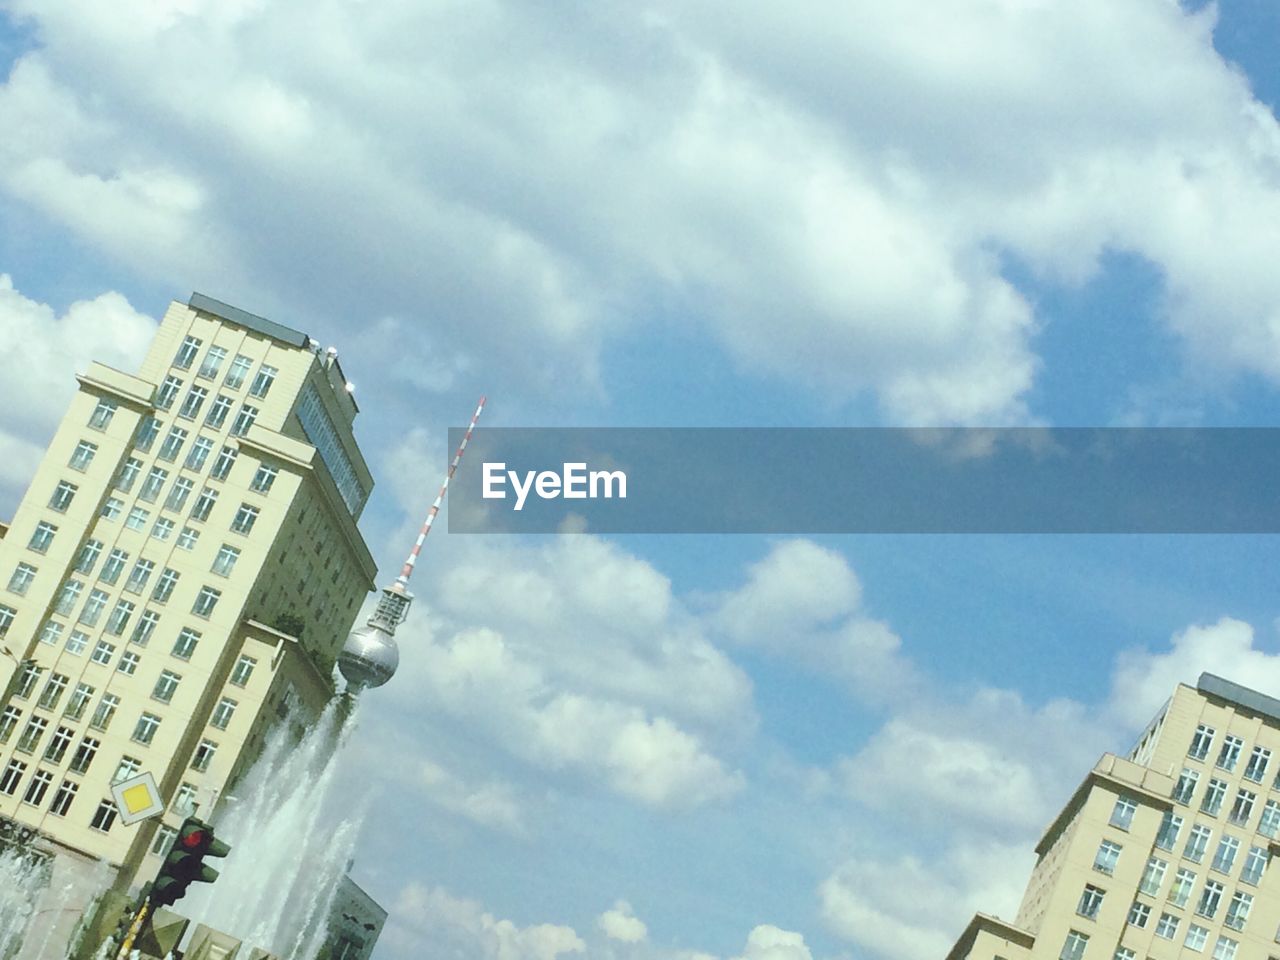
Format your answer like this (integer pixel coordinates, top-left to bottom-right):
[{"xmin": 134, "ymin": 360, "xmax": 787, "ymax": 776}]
[{"xmin": 3, "ymin": 2, "xmax": 1280, "ymax": 960}]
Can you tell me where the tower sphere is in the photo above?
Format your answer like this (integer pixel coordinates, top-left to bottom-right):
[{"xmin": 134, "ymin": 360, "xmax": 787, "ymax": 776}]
[{"xmin": 338, "ymin": 621, "xmax": 400, "ymax": 691}]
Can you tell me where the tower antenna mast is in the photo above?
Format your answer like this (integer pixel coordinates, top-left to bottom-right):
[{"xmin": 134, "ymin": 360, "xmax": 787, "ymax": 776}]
[{"xmin": 337, "ymin": 396, "xmax": 487, "ymax": 693}]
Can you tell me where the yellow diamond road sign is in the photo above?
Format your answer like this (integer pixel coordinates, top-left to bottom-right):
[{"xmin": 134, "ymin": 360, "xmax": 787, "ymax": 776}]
[{"xmin": 110, "ymin": 772, "xmax": 164, "ymax": 826}]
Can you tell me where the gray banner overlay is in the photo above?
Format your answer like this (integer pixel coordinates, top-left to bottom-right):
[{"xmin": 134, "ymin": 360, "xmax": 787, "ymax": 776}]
[{"xmin": 445, "ymin": 428, "xmax": 1280, "ymax": 534}]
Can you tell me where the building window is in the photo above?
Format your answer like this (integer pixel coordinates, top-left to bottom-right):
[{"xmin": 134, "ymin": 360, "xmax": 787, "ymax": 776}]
[
  {"xmin": 150, "ymin": 824, "xmax": 177, "ymax": 855},
  {"xmin": 65, "ymin": 630, "xmax": 89, "ymax": 656},
  {"xmin": 64, "ymin": 683, "xmax": 94, "ymax": 721},
  {"xmin": 296, "ymin": 382, "xmax": 368, "ymax": 512},
  {"xmin": 125, "ymin": 559, "xmax": 156, "ymax": 594},
  {"xmin": 90, "ymin": 639, "xmax": 115, "ymax": 665},
  {"xmin": 136, "ymin": 416, "xmax": 161, "ymax": 452},
  {"xmin": 69, "ymin": 736, "xmax": 100, "ymax": 773},
  {"xmin": 177, "ymin": 526, "xmax": 200, "ymax": 550},
  {"xmin": 165, "ymin": 476, "xmax": 195, "ymax": 512},
  {"xmin": 131, "ymin": 610, "xmax": 161, "ymax": 647},
  {"xmin": 175, "ymin": 334, "xmax": 202, "ymax": 369},
  {"xmin": 1185, "ymin": 823, "xmax": 1212, "ymax": 863},
  {"xmin": 192, "ymin": 586, "xmax": 221, "ymax": 618},
  {"xmin": 209, "ymin": 697, "xmax": 237, "ymax": 730},
  {"xmin": 132, "ymin": 712, "xmax": 161, "ymax": 745},
  {"xmin": 1094, "ymin": 840, "xmax": 1122, "ymax": 876},
  {"xmin": 1127, "ymin": 900, "xmax": 1150, "ymax": 927},
  {"xmin": 230, "ymin": 654, "xmax": 256, "ymax": 687},
  {"xmin": 157, "ymin": 374, "xmax": 183, "ymax": 409},
  {"xmin": 105, "ymin": 599, "xmax": 136, "ymax": 636},
  {"xmin": 49, "ymin": 480, "xmax": 78, "ymax": 512},
  {"xmin": 173, "ymin": 627, "xmax": 201, "ymax": 660},
  {"xmin": 178, "ymin": 385, "xmax": 209, "ymax": 420},
  {"xmin": 0, "ymin": 760, "xmax": 27, "ymax": 796},
  {"xmin": 231, "ymin": 503, "xmax": 260, "ymax": 534},
  {"xmin": 68, "ymin": 440, "xmax": 97, "ymax": 471},
  {"xmin": 1113, "ymin": 950, "xmax": 1135, "ymax": 960},
  {"xmin": 44, "ymin": 725, "xmax": 74, "ymax": 764},
  {"xmin": 117, "ymin": 651, "xmax": 141, "ymax": 676},
  {"xmin": 1155, "ymin": 912, "xmax": 1180, "ymax": 939},
  {"xmin": 152, "ymin": 517, "xmax": 175, "ymax": 541},
  {"xmin": 138, "ymin": 466, "xmax": 169, "ymax": 503},
  {"xmin": 157, "ymin": 426, "xmax": 189, "ymax": 462},
  {"xmin": 88, "ymin": 397, "xmax": 118, "ymax": 429},
  {"xmin": 126, "ymin": 506, "xmax": 151, "ymax": 531},
  {"xmin": 7, "ymin": 562, "xmax": 36, "ymax": 595},
  {"xmin": 190, "ymin": 739, "xmax": 217, "ymax": 772},
  {"xmin": 0, "ymin": 604, "xmax": 14, "ymax": 637},
  {"xmin": 1152, "ymin": 810, "xmax": 1180, "ymax": 852},
  {"xmin": 38, "ymin": 672, "xmax": 69, "ymax": 711},
  {"xmin": 74, "ymin": 538, "xmax": 103, "ymax": 574},
  {"xmin": 89, "ymin": 798, "xmax": 118, "ymax": 832},
  {"xmin": 211, "ymin": 446, "xmax": 238, "ymax": 481},
  {"xmin": 150, "ymin": 567, "xmax": 181, "ymax": 604},
  {"xmin": 185, "ymin": 435, "xmax": 216, "ymax": 471},
  {"xmin": 13, "ymin": 663, "xmax": 41, "ymax": 699},
  {"xmin": 89, "ymin": 694, "xmax": 120, "ymax": 731},
  {"xmin": 153, "ymin": 670, "xmax": 181, "ymax": 704},
  {"xmin": 1212, "ymin": 835, "xmax": 1240, "ymax": 874},
  {"xmin": 230, "ymin": 403, "xmax": 258, "ymax": 437},
  {"xmin": 1212, "ymin": 937, "xmax": 1236, "ymax": 960},
  {"xmin": 100, "ymin": 496, "xmax": 124, "ymax": 521},
  {"xmin": 27, "ymin": 521, "xmax": 57, "ymax": 553},
  {"xmin": 53, "ymin": 578, "xmax": 83, "ymax": 616},
  {"xmin": 172, "ymin": 782, "xmax": 197, "ymax": 816},
  {"xmin": 23, "ymin": 769, "xmax": 54, "ymax": 807},
  {"xmin": 1077, "ymin": 885, "xmax": 1105, "ymax": 920},
  {"xmin": 1111, "ymin": 798, "xmax": 1141, "ymax": 834},
  {"xmin": 1228, "ymin": 789, "xmax": 1255, "ymax": 827},
  {"xmin": 1224, "ymin": 891, "xmax": 1252, "ymax": 931},
  {"xmin": 1202, "ymin": 778, "xmax": 1227, "ymax": 815},
  {"xmin": 16, "ymin": 716, "xmax": 47, "ymax": 753},
  {"xmin": 212, "ymin": 544, "xmax": 240, "ymax": 577},
  {"xmin": 190, "ymin": 486, "xmax": 219, "ymax": 521},
  {"xmin": 101, "ymin": 548, "xmax": 129, "ymax": 585},
  {"xmin": 248, "ymin": 364, "xmax": 277, "ymax": 399},
  {"xmin": 1217, "ymin": 735, "xmax": 1244, "ymax": 772},
  {"xmin": 117, "ymin": 457, "xmax": 144, "ymax": 493},
  {"xmin": 48, "ymin": 780, "xmax": 78, "ymax": 817},
  {"xmin": 225, "ymin": 354, "xmax": 253, "ymax": 389},
  {"xmin": 1139, "ymin": 857, "xmax": 1167, "ymax": 896},
  {"xmin": 250, "ymin": 463, "xmax": 278, "ymax": 493},
  {"xmin": 37, "ymin": 619, "xmax": 63, "ymax": 646},
  {"xmin": 1059, "ymin": 930, "xmax": 1089, "ymax": 960},
  {"xmin": 82, "ymin": 596, "xmax": 113, "ymax": 632},
  {"xmin": 1241, "ymin": 845, "xmax": 1267, "ymax": 885},
  {"xmin": 197, "ymin": 345, "xmax": 227, "ymax": 380},
  {"xmin": 0, "ymin": 705, "xmax": 19, "ymax": 743},
  {"xmin": 113, "ymin": 756, "xmax": 141, "ymax": 783},
  {"xmin": 1190, "ymin": 724, "xmax": 1215, "ymax": 761},
  {"xmin": 205, "ymin": 394, "xmax": 234, "ymax": 428},
  {"xmin": 1195, "ymin": 879, "xmax": 1224, "ymax": 918}
]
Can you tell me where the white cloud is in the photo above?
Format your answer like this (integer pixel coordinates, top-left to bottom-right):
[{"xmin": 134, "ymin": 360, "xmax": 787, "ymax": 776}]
[
  {"xmin": 598, "ymin": 901, "xmax": 648, "ymax": 944},
  {"xmin": 730, "ymin": 925, "xmax": 812, "ymax": 960},
  {"xmin": 712, "ymin": 540, "xmax": 918, "ymax": 704},
  {"xmin": 0, "ymin": 275, "xmax": 154, "ymax": 502},
  {"xmin": 418, "ymin": 758, "xmax": 527, "ymax": 836},
  {"xmin": 8, "ymin": 1, "xmax": 1280, "ymax": 421},
  {"xmin": 386, "ymin": 884, "xmax": 585, "ymax": 960}
]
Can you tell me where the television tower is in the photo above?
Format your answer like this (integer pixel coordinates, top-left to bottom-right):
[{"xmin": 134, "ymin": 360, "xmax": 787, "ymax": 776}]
[{"xmin": 337, "ymin": 397, "xmax": 486, "ymax": 693}]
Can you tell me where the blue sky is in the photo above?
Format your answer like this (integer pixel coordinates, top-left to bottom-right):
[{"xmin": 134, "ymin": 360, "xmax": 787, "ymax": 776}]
[{"xmin": 3, "ymin": 3, "xmax": 1280, "ymax": 960}]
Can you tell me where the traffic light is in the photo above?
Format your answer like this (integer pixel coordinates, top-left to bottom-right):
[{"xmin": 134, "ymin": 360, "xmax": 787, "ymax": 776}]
[{"xmin": 151, "ymin": 817, "xmax": 231, "ymax": 907}]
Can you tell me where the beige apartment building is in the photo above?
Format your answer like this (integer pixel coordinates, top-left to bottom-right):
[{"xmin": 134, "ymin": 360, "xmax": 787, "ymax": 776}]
[
  {"xmin": 0, "ymin": 293, "xmax": 377, "ymax": 950},
  {"xmin": 948, "ymin": 673, "xmax": 1280, "ymax": 960}
]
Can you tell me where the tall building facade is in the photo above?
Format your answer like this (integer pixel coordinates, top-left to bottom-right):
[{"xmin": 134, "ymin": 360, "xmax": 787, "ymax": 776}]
[
  {"xmin": 0, "ymin": 294, "xmax": 377, "ymax": 951},
  {"xmin": 947, "ymin": 673, "xmax": 1280, "ymax": 960}
]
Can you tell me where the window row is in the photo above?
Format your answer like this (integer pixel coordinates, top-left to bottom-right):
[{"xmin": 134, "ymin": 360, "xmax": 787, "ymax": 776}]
[
  {"xmin": 173, "ymin": 335, "xmax": 276, "ymax": 399},
  {"xmin": 1188, "ymin": 724, "xmax": 1273, "ymax": 785}
]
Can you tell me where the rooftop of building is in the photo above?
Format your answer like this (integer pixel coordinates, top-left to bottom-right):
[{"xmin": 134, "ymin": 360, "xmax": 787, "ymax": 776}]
[{"xmin": 1196, "ymin": 671, "xmax": 1280, "ymax": 724}]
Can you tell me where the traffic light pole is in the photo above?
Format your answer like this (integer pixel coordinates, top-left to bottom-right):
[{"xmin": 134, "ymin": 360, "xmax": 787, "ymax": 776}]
[{"xmin": 112, "ymin": 894, "xmax": 152, "ymax": 960}]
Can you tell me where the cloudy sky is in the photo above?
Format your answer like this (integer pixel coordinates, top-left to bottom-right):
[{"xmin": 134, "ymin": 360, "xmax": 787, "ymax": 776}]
[{"xmin": 4, "ymin": 1, "xmax": 1280, "ymax": 959}]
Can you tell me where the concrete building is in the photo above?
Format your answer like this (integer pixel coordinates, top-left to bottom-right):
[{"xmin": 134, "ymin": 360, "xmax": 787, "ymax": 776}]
[
  {"xmin": 947, "ymin": 673, "xmax": 1280, "ymax": 960},
  {"xmin": 0, "ymin": 293, "xmax": 380, "ymax": 955}
]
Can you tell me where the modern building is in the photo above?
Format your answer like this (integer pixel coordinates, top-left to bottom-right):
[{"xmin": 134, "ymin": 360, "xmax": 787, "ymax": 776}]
[
  {"xmin": 0, "ymin": 293, "xmax": 381, "ymax": 956},
  {"xmin": 946, "ymin": 672, "xmax": 1280, "ymax": 960},
  {"xmin": 319, "ymin": 873, "xmax": 388, "ymax": 960}
]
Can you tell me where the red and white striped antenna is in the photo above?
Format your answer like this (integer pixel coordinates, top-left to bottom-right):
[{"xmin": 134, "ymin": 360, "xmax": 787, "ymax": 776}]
[{"xmin": 395, "ymin": 395, "xmax": 486, "ymax": 589}]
